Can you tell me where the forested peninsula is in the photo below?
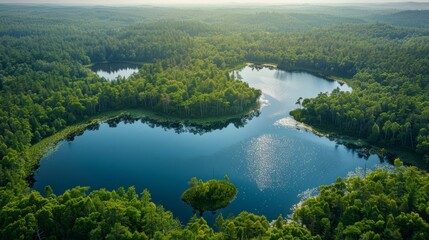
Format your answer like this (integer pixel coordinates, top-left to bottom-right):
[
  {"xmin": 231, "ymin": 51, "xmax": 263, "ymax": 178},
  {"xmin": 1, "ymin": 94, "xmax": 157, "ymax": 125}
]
[{"xmin": 1, "ymin": 4, "xmax": 429, "ymax": 239}]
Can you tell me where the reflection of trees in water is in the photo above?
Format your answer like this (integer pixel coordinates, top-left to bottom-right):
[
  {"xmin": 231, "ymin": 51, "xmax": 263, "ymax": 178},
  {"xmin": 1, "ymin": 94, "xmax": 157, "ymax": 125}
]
[
  {"xmin": 66, "ymin": 110, "xmax": 398, "ymax": 163},
  {"xmin": 274, "ymin": 70, "xmax": 291, "ymax": 80},
  {"xmin": 65, "ymin": 123, "xmax": 100, "ymax": 141},
  {"xmin": 100, "ymin": 110, "xmax": 260, "ymax": 135},
  {"xmin": 86, "ymin": 123, "xmax": 100, "ymax": 131},
  {"xmin": 333, "ymin": 138, "xmax": 398, "ymax": 164}
]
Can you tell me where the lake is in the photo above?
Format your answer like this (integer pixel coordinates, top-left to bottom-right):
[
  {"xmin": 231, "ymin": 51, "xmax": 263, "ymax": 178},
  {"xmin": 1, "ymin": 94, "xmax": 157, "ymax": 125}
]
[
  {"xmin": 33, "ymin": 66, "xmax": 385, "ymax": 223},
  {"xmin": 91, "ymin": 62, "xmax": 140, "ymax": 80}
]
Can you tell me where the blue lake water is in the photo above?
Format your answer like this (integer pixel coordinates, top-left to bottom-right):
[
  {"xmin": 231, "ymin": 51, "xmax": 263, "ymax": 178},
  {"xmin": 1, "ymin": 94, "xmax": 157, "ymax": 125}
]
[{"xmin": 33, "ymin": 66, "xmax": 385, "ymax": 223}]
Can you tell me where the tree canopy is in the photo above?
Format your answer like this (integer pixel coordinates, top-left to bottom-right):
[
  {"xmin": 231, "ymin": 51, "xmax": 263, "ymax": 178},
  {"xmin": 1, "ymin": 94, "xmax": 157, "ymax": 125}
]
[
  {"xmin": 1, "ymin": 4, "xmax": 429, "ymax": 239},
  {"xmin": 181, "ymin": 177, "xmax": 237, "ymax": 216}
]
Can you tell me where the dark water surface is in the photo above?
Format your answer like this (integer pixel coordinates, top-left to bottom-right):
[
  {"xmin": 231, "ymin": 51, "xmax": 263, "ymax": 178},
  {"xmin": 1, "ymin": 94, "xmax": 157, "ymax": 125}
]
[{"xmin": 34, "ymin": 66, "xmax": 384, "ymax": 223}]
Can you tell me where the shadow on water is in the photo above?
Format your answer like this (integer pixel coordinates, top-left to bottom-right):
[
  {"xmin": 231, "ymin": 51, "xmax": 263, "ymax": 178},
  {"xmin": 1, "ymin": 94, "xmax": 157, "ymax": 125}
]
[
  {"xmin": 28, "ymin": 110, "xmax": 260, "ymax": 189},
  {"xmin": 63, "ymin": 109, "xmax": 399, "ymax": 165},
  {"xmin": 105, "ymin": 111, "xmax": 261, "ymax": 135},
  {"xmin": 331, "ymin": 137, "xmax": 399, "ymax": 164},
  {"xmin": 64, "ymin": 110, "xmax": 261, "ymax": 143}
]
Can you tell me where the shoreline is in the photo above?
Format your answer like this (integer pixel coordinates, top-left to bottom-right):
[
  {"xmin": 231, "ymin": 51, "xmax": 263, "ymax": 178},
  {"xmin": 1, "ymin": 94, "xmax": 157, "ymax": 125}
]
[
  {"xmin": 246, "ymin": 62, "xmax": 350, "ymax": 86},
  {"xmin": 278, "ymin": 116, "xmax": 427, "ymax": 170},
  {"xmin": 26, "ymin": 106, "xmax": 260, "ymax": 184},
  {"xmin": 28, "ymin": 63, "xmax": 426, "ymax": 185},
  {"xmin": 26, "ymin": 62, "xmax": 261, "ymax": 185},
  {"xmin": 252, "ymin": 61, "xmax": 426, "ymax": 169}
]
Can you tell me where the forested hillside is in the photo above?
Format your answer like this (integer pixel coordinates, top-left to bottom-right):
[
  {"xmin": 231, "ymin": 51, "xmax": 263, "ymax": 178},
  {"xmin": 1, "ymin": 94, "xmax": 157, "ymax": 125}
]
[
  {"xmin": 371, "ymin": 10, "xmax": 429, "ymax": 28},
  {"xmin": 1, "ymin": 4, "xmax": 429, "ymax": 239}
]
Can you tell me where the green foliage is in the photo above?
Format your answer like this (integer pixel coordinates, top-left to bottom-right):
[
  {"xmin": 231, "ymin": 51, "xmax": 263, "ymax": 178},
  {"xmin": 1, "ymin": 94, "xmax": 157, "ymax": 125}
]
[
  {"xmin": 0, "ymin": 187, "xmax": 180, "ymax": 239},
  {"xmin": 293, "ymin": 166, "xmax": 429, "ymax": 239},
  {"xmin": 181, "ymin": 178, "xmax": 237, "ymax": 216},
  {"xmin": 0, "ymin": 8, "xmax": 262, "ymax": 188},
  {"xmin": 268, "ymin": 221, "xmax": 320, "ymax": 240},
  {"xmin": 371, "ymin": 10, "xmax": 429, "ymax": 28},
  {"xmin": 219, "ymin": 211, "xmax": 269, "ymax": 239},
  {"xmin": 1, "ymin": 4, "xmax": 429, "ymax": 240},
  {"xmin": 368, "ymin": 123, "xmax": 380, "ymax": 143},
  {"xmin": 281, "ymin": 24, "xmax": 429, "ymax": 157},
  {"xmin": 1, "ymin": 168, "xmax": 429, "ymax": 239}
]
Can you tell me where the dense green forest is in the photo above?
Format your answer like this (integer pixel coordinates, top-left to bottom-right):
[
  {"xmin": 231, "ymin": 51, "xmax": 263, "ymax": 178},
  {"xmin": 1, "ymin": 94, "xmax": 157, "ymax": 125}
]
[
  {"xmin": 2, "ymin": 163, "xmax": 428, "ymax": 239},
  {"xmin": 1, "ymin": 3, "xmax": 429, "ymax": 239}
]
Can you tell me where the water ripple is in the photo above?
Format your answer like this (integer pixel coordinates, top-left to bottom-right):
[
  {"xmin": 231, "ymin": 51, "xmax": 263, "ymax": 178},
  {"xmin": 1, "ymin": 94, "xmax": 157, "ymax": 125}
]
[{"xmin": 244, "ymin": 134, "xmax": 319, "ymax": 191}]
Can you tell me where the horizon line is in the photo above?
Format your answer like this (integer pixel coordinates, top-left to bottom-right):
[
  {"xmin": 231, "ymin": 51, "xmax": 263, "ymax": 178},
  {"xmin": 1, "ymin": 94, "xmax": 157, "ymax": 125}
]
[{"xmin": 1, "ymin": 1, "xmax": 429, "ymax": 7}]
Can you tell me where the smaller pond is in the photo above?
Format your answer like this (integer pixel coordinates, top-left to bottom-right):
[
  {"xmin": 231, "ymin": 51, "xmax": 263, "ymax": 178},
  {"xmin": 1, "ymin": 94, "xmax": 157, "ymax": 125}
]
[{"xmin": 91, "ymin": 62, "xmax": 140, "ymax": 80}]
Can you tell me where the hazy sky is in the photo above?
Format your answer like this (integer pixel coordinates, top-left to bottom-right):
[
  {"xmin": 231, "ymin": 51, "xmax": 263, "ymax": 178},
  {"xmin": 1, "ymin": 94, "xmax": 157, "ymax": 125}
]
[{"xmin": 1, "ymin": 0, "xmax": 428, "ymax": 5}]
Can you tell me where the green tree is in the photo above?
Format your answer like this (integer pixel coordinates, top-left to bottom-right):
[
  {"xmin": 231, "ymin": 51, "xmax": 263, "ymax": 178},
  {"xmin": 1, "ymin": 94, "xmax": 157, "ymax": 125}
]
[
  {"xmin": 181, "ymin": 177, "xmax": 237, "ymax": 216},
  {"xmin": 368, "ymin": 123, "xmax": 380, "ymax": 143}
]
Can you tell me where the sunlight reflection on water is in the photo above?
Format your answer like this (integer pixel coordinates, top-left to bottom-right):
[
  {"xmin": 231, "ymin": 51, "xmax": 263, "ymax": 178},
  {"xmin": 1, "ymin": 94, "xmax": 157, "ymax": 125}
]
[
  {"xmin": 35, "ymin": 66, "xmax": 380, "ymax": 222},
  {"xmin": 245, "ymin": 134, "xmax": 320, "ymax": 191},
  {"xmin": 246, "ymin": 134, "xmax": 277, "ymax": 191}
]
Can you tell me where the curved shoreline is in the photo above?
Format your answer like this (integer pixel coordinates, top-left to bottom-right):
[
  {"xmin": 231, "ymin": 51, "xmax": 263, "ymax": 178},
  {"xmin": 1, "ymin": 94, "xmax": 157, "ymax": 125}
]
[
  {"xmin": 27, "ymin": 62, "xmax": 261, "ymax": 185},
  {"xmin": 28, "ymin": 63, "xmax": 426, "ymax": 187},
  {"xmin": 246, "ymin": 62, "xmax": 350, "ymax": 86},
  {"xmin": 252, "ymin": 61, "xmax": 427, "ymax": 169},
  {"xmin": 278, "ymin": 115, "xmax": 427, "ymax": 170},
  {"xmin": 26, "ymin": 106, "xmax": 260, "ymax": 184}
]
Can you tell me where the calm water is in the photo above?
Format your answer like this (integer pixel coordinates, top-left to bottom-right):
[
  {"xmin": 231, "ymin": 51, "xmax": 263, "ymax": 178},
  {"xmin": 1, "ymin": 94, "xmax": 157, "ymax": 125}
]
[
  {"xmin": 91, "ymin": 62, "xmax": 140, "ymax": 80},
  {"xmin": 34, "ymin": 66, "xmax": 384, "ymax": 223}
]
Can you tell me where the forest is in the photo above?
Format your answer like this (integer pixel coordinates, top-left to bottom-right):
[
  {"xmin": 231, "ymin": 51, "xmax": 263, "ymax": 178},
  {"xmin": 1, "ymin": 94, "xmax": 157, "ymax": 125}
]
[{"xmin": 1, "ymin": 3, "xmax": 429, "ymax": 239}]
